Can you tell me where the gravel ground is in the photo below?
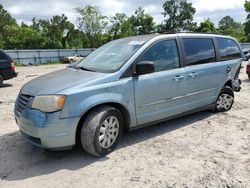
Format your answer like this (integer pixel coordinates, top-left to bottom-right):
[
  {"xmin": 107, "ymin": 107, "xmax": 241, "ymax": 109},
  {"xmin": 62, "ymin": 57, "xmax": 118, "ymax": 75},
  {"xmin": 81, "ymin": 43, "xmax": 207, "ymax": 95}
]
[{"xmin": 0, "ymin": 63, "xmax": 249, "ymax": 188}]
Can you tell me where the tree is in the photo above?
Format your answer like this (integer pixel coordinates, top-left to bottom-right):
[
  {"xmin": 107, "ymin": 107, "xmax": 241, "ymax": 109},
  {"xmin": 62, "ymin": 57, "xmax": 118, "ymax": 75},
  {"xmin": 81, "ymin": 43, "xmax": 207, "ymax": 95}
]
[
  {"xmin": 129, "ymin": 7, "xmax": 155, "ymax": 35},
  {"xmin": 0, "ymin": 4, "xmax": 17, "ymax": 32},
  {"xmin": 67, "ymin": 29, "xmax": 86, "ymax": 48},
  {"xmin": 2, "ymin": 24, "xmax": 45, "ymax": 49},
  {"xmin": 161, "ymin": 0, "xmax": 196, "ymax": 32},
  {"xmin": 196, "ymin": 18, "xmax": 217, "ymax": 33},
  {"xmin": 75, "ymin": 5, "xmax": 108, "ymax": 48},
  {"xmin": 218, "ymin": 16, "xmax": 236, "ymax": 31},
  {"xmin": 109, "ymin": 13, "xmax": 134, "ymax": 39},
  {"xmin": 0, "ymin": 4, "xmax": 17, "ymax": 48},
  {"xmin": 32, "ymin": 14, "xmax": 74, "ymax": 48},
  {"xmin": 244, "ymin": 1, "xmax": 250, "ymax": 41},
  {"xmin": 218, "ymin": 16, "xmax": 246, "ymax": 42}
]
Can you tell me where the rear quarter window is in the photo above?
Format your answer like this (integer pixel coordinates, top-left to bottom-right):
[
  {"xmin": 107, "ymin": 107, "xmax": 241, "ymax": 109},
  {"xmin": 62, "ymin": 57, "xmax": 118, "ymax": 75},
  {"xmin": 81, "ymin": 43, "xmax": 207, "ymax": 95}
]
[
  {"xmin": 182, "ymin": 38, "xmax": 216, "ymax": 66},
  {"xmin": 217, "ymin": 38, "xmax": 241, "ymax": 61}
]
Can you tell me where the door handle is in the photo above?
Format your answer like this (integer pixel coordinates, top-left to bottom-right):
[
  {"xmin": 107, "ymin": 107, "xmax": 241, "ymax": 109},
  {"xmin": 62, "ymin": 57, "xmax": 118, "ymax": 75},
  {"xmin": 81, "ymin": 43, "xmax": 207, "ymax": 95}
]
[
  {"xmin": 227, "ymin": 66, "xmax": 231, "ymax": 73},
  {"xmin": 173, "ymin": 75, "xmax": 184, "ymax": 81},
  {"xmin": 188, "ymin": 72, "xmax": 198, "ymax": 78}
]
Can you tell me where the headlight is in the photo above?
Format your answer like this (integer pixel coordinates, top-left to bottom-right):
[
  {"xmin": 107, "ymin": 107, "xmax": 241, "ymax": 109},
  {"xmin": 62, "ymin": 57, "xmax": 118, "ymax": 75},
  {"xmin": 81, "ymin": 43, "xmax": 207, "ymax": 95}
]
[{"xmin": 31, "ymin": 95, "xmax": 67, "ymax": 113}]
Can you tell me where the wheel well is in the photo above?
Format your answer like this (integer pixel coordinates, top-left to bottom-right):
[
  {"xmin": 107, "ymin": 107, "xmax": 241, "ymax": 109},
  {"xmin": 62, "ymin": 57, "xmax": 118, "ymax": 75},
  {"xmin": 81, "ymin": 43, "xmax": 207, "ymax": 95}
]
[
  {"xmin": 75, "ymin": 102, "xmax": 130, "ymax": 146},
  {"xmin": 224, "ymin": 80, "xmax": 232, "ymax": 89}
]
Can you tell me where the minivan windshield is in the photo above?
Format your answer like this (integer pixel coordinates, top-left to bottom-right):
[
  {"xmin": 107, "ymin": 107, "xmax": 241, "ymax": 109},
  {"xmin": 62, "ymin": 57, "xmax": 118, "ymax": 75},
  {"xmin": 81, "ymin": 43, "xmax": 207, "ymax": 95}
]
[{"xmin": 77, "ymin": 35, "xmax": 155, "ymax": 73}]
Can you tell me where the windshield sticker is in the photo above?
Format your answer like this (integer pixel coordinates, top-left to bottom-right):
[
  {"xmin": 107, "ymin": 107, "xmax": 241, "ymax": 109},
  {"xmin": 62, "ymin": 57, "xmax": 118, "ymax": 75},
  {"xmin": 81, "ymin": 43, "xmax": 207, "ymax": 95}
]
[{"xmin": 128, "ymin": 41, "xmax": 145, "ymax": 45}]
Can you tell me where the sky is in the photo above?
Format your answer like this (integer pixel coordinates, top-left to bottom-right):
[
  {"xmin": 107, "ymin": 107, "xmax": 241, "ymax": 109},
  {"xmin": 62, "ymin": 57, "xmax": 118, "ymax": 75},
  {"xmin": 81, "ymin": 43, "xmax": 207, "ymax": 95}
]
[{"xmin": 0, "ymin": 0, "xmax": 247, "ymax": 26}]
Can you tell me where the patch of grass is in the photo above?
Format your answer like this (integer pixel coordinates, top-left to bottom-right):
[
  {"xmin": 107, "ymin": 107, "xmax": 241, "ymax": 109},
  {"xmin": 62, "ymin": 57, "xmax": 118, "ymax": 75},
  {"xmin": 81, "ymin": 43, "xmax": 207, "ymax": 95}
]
[
  {"xmin": 14, "ymin": 61, "xmax": 64, "ymax": 67},
  {"xmin": 39, "ymin": 61, "xmax": 63, "ymax": 66}
]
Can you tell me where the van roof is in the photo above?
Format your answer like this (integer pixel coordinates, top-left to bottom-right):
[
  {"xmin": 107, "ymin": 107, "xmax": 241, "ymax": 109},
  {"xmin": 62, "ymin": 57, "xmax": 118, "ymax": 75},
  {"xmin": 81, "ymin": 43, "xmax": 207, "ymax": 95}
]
[
  {"xmin": 140, "ymin": 32, "xmax": 237, "ymax": 41},
  {"xmin": 127, "ymin": 32, "xmax": 234, "ymax": 41}
]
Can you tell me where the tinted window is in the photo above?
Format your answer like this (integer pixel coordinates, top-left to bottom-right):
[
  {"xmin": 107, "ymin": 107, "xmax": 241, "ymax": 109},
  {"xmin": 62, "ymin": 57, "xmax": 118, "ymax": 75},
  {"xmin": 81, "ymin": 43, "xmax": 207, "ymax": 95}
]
[
  {"xmin": 0, "ymin": 51, "xmax": 8, "ymax": 60},
  {"xmin": 217, "ymin": 38, "xmax": 241, "ymax": 60},
  {"xmin": 183, "ymin": 38, "xmax": 216, "ymax": 66},
  {"xmin": 138, "ymin": 40, "xmax": 180, "ymax": 72}
]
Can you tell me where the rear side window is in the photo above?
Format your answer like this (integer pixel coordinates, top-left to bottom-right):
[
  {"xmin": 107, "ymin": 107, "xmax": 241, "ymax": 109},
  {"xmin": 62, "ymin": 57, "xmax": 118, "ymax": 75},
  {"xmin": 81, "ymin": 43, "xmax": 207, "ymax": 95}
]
[
  {"xmin": 183, "ymin": 38, "xmax": 216, "ymax": 66},
  {"xmin": 217, "ymin": 38, "xmax": 241, "ymax": 61},
  {"xmin": 138, "ymin": 40, "xmax": 180, "ymax": 72},
  {"xmin": 0, "ymin": 51, "xmax": 9, "ymax": 60}
]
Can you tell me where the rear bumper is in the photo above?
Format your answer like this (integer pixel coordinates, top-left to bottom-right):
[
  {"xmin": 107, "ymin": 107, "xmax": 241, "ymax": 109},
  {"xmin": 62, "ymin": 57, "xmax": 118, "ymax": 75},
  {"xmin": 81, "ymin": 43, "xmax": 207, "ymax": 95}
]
[
  {"xmin": 3, "ymin": 71, "xmax": 18, "ymax": 80},
  {"xmin": 15, "ymin": 109, "xmax": 80, "ymax": 149}
]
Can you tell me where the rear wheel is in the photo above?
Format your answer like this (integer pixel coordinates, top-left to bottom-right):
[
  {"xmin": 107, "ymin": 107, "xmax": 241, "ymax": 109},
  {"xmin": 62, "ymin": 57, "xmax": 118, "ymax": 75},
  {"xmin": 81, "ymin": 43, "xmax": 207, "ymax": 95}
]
[
  {"xmin": 80, "ymin": 106, "xmax": 123, "ymax": 156},
  {"xmin": 248, "ymin": 74, "xmax": 250, "ymax": 80},
  {"xmin": 0, "ymin": 75, "xmax": 3, "ymax": 86},
  {"xmin": 214, "ymin": 86, "xmax": 234, "ymax": 112}
]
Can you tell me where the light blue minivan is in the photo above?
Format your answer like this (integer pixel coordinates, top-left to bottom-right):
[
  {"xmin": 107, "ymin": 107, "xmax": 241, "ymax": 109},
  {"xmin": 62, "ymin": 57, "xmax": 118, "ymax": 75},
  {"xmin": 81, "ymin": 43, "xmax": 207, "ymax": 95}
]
[{"xmin": 15, "ymin": 33, "xmax": 243, "ymax": 156}]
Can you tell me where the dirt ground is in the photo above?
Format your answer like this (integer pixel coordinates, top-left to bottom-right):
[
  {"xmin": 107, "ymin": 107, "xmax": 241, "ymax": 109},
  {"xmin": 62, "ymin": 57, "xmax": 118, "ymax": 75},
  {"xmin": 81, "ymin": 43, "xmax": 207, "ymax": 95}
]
[{"xmin": 0, "ymin": 63, "xmax": 249, "ymax": 188}]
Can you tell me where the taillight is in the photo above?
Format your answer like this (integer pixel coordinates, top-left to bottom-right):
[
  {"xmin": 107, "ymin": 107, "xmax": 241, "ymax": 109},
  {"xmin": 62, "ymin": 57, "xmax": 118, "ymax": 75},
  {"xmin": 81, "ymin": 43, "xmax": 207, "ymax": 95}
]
[{"xmin": 11, "ymin": 62, "xmax": 15, "ymax": 72}]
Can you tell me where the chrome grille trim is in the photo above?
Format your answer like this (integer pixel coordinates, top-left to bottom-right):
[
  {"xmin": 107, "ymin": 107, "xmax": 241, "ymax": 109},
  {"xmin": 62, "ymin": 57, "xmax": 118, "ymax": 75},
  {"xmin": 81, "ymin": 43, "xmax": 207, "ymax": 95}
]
[{"xmin": 15, "ymin": 93, "xmax": 33, "ymax": 116}]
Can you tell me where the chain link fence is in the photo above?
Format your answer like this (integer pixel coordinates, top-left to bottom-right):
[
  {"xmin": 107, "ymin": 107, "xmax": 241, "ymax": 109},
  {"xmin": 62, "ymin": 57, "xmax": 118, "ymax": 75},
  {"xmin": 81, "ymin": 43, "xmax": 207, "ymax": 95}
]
[{"xmin": 5, "ymin": 49, "xmax": 94, "ymax": 65}]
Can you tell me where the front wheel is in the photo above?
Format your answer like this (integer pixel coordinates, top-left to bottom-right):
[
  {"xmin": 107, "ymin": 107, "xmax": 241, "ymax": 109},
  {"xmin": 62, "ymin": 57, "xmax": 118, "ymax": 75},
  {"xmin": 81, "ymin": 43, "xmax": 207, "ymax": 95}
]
[
  {"xmin": 214, "ymin": 86, "xmax": 234, "ymax": 112},
  {"xmin": 80, "ymin": 106, "xmax": 123, "ymax": 156}
]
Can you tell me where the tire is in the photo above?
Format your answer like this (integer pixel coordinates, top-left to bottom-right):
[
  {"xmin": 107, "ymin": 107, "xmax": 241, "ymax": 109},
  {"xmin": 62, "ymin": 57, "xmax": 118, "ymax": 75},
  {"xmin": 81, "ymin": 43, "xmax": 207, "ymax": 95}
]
[
  {"xmin": 80, "ymin": 106, "xmax": 123, "ymax": 156},
  {"xmin": 248, "ymin": 74, "xmax": 250, "ymax": 80},
  {"xmin": 214, "ymin": 86, "xmax": 234, "ymax": 112},
  {"xmin": 0, "ymin": 75, "xmax": 3, "ymax": 86}
]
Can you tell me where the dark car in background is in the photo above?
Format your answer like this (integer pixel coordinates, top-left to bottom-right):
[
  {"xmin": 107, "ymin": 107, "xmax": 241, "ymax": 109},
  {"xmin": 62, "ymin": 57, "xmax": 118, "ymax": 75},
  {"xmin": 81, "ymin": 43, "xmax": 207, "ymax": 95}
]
[
  {"xmin": 243, "ymin": 48, "xmax": 250, "ymax": 61},
  {"xmin": 243, "ymin": 49, "xmax": 250, "ymax": 80},
  {"xmin": 0, "ymin": 49, "xmax": 17, "ymax": 85}
]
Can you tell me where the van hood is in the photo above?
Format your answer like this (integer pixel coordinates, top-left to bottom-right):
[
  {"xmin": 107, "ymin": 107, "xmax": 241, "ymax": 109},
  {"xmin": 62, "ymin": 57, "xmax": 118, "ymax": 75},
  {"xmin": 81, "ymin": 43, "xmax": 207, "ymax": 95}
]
[{"xmin": 21, "ymin": 68, "xmax": 108, "ymax": 95}]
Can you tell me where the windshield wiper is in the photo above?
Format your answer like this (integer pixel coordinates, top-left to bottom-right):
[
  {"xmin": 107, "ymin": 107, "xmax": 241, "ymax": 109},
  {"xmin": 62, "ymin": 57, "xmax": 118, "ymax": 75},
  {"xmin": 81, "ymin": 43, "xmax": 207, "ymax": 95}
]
[{"xmin": 77, "ymin": 66, "xmax": 96, "ymax": 72}]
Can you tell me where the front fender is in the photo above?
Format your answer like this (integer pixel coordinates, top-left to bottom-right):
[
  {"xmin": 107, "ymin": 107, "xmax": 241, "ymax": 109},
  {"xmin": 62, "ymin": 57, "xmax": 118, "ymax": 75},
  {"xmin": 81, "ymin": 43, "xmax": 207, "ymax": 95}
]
[
  {"xmin": 72, "ymin": 93, "xmax": 131, "ymax": 117},
  {"xmin": 59, "ymin": 78, "xmax": 137, "ymax": 128}
]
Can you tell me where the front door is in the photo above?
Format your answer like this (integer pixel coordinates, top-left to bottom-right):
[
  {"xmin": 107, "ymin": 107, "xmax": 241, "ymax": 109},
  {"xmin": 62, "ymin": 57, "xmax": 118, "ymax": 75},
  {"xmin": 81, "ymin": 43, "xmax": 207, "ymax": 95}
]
[{"xmin": 133, "ymin": 39, "xmax": 187, "ymax": 125}]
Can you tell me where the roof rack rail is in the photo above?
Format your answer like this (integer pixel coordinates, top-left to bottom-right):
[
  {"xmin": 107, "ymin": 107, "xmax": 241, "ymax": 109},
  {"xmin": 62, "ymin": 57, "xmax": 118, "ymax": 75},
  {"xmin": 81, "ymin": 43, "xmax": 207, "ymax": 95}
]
[
  {"xmin": 175, "ymin": 31, "xmax": 225, "ymax": 35},
  {"xmin": 148, "ymin": 30, "xmax": 226, "ymax": 36}
]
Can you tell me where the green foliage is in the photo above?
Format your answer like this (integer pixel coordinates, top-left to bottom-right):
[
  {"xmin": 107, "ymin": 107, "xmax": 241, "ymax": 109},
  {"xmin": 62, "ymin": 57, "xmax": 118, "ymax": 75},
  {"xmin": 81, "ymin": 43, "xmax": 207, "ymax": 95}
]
[
  {"xmin": 218, "ymin": 16, "xmax": 246, "ymax": 42},
  {"xmin": 196, "ymin": 18, "xmax": 217, "ymax": 33},
  {"xmin": 244, "ymin": 1, "xmax": 250, "ymax": 41},
  {"xmin": 2, "ymin": 24, "xmax": 45, "ymax": 49},
  {"xmin": 0, "ymin": 2, "xmax": 250, "ymax": 49},
  {"xmin": 0, "ymin": 4, "xmax": 17, "ymax": 48},
  {"xmin": 161, "ymin": 0, "xmax": 196, "ymax": 32},
  {"xmin": 129, "ymin": 7, "xmax": 155, "ymax": 35},
  {"xmin": 108, "ymin": 13, "xmax": 134, "ymax": 39},
  {"xmin": 108, "ymin": 8, "xmax": 155, "ymax": 40},
  {"xmin": 31, "ymin": 14, "xmax": 74, "ymax": 48},
  {"xmin": 218, "ymin": 16, "xmax": 237, "ymax": 31},
  {"xmin": 75, "ymin": 5, "xmax": 108, "ymax": 48}
]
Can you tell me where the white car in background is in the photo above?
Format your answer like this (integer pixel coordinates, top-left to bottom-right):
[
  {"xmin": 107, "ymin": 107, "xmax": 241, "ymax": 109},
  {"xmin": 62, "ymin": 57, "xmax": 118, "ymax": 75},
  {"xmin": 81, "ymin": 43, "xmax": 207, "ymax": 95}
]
[{"xmin": 63, "ymin": 54, "xmax": 84, "ymax": 63}]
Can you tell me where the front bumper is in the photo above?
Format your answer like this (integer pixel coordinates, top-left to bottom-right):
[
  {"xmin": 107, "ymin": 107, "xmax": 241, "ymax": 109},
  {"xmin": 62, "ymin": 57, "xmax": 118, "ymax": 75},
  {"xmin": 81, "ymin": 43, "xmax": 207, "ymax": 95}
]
[{"xmin": 15, "ymin": 109, "xmax": 80, "ymax": 149}]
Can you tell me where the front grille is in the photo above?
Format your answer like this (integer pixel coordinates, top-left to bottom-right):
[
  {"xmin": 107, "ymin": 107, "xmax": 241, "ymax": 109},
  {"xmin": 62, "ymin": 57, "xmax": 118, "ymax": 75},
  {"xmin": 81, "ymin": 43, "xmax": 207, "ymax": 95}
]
[{"xmin": 15, "ymin": 93, "xmax": 33, "ymax": 115}]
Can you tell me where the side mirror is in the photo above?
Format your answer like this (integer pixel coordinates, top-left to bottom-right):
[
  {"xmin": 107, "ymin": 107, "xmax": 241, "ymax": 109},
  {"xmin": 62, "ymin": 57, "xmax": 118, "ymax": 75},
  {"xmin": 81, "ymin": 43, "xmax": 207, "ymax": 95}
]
[{"xmin": 134, "ymin": 61, "xmax": 155, "ymax": 76}]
